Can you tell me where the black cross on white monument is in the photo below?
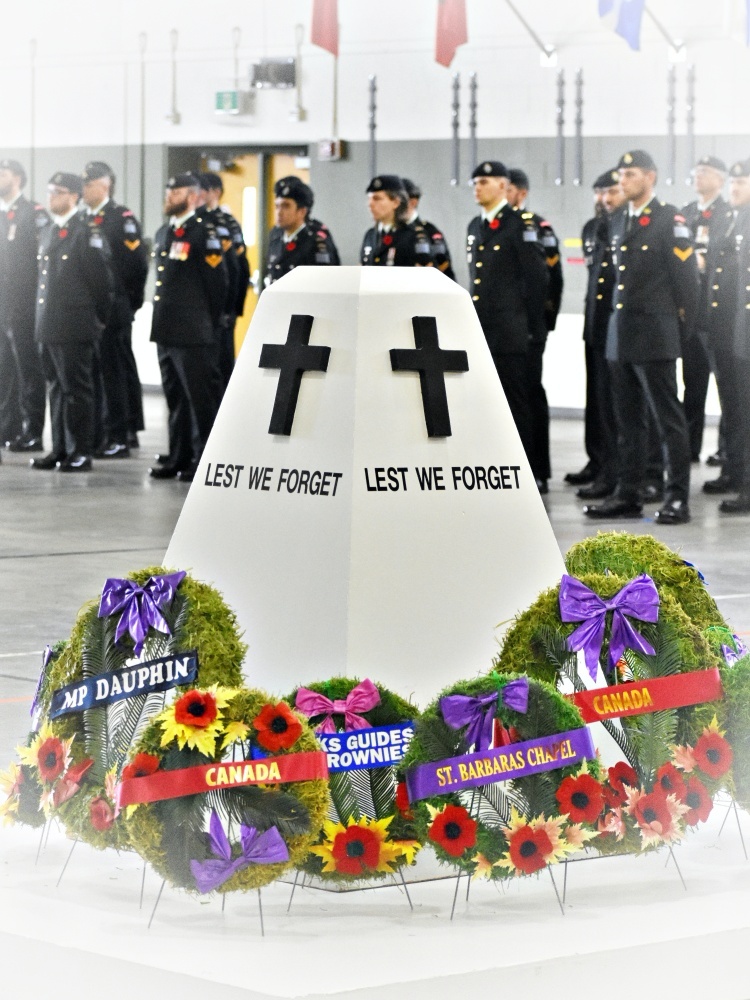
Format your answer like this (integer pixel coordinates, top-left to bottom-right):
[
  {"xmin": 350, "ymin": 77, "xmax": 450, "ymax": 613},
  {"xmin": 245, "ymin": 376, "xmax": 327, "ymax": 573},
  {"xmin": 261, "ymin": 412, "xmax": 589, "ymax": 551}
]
[
  {"xmin": 389, "ymin": 316, "xmax": 469, "ymax": 437},
  {"xmin": 258, "ymin": 314, "xmax": 331, "ymax": 435}
]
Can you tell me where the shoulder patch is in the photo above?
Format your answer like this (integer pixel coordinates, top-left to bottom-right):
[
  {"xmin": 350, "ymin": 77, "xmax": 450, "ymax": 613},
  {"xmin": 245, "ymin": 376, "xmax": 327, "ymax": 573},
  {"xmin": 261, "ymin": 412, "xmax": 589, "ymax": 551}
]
[
  {"xmin": 205, "ymin": 237, "xmax": 222, "ymax": 251},
  {"xmin": 673, "ymin": 225, "xmax": 690, "ymax": 239},
  {"xmin": 123, "ymin": 220, "xmax": 138, "ymax": 234},
  {"xmin": 523, "ymin": 230, "xmax": 538, "ymax": 242},
  {"xmin": 204, "ymin": 253, "xmax": 222, "ymax": 268},
  {"xmin": 89, "ymin": 234, "xmax": 104, "ymax": 249},
  {"xmin": 36, "ymin": 214, "xmax": 48, "ymax": 228},
  {"xmin": 542, "ymin": 235, "xmax": 558, "ymax": 247}
]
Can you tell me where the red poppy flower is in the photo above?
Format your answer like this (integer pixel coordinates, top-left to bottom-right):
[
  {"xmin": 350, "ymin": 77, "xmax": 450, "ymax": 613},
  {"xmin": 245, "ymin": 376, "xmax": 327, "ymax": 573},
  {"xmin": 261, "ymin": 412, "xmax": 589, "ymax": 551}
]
[
  {"xmin": 494, "ymin": 719, "xmax": 520, "ymax": 746},
  {"xmin": 286, "ymin": 241, "xmax": 297, "ymax": 251},
  {"xmin": 330, "ymin": 824, "xmax": 381, "ymax": 874},
  {"xmin": 639, "ymin": 216, "xmax": 650, "ymax": 227},
  {"xmin": 174, "ymin": 226, "xmax": 185, "ymax": 237},
  {"xmin": 701, "ymin": 209, "xmax": 712, "ymax": 219},
  {"xmin": 58, "ymin": 229, "xmax": 68, "ymax": 239},
  {"xmin": 64, "ymin": 758, "xmax": 94, "ymax": 785},
  {"xmin": 7, "ymin": 210, "xmax": 14, "ymax": 221},
  {"xmin": 89, "ymin": 797, "xmax": 115, "ymax": 831},
  {"xmin": 556, "ymin": 772, "xmax": 605, "ymax": 824},
  {"xmin": 631, "ymin": 789, "xmax": 675, "ymax": 839},
  {"xmin": 693, "ymin": 731, "xmax": 733, "ymax": 779},
  {"xmin": 508, "ymin": 824, "xmax": 553, "ymax": 875},
  {"xmin": 122, "ymin": 753, "xmax": 160, "ymax": 781},
  {"xmin": 488, "ymin": 218, "xmax": 500, "ymax": 230},
  {"xmin": 428, "ymin": 804, "xmax": 477, "ymax": 857},
  {"xmin": 683, "ymin": 775, "xmax": 713, "ymax": 826},
  {"xmin": 606, "ymin": 761, "xmax": 639, "ymax": 806},
  {"xmin": 94, "ymin": 215, "xmax": 103, "ymax": 225},
  {"xmin": 174, "ymin": 690, "xmax": 218, "ymax": 728},
  {"xmin": 395, "ymin": 781, "xmax": 413, "ymax": 819},
  {"xmin": 36, "ymin": 737, "xmax": 66, "ymax": 783},
  {"xmin": 382, "ymin": 234, "xmax": 393, "ymax": 246},
  {"xmin": 655, "ymin": 762, "xmax": 687, "ymax": 801},
  {"xmin": 252, "ymin": 702, "xmax": 303, "ymax": 751}
]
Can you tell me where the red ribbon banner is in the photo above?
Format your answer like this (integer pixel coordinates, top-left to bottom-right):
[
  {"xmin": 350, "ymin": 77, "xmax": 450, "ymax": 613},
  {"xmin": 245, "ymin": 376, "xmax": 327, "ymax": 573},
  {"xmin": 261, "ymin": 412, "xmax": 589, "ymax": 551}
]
[
  {"xmin": 570, "ymin": 668, "xmax": 723, "ymax": 724},
  {"xmin": 116, "ymin": 751, "xmax": 328, "ymax": 808}
]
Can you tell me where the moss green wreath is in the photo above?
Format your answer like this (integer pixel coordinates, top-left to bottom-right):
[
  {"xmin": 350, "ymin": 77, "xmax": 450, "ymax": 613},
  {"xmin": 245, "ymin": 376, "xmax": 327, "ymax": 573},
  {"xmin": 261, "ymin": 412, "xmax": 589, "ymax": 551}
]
[
  {"xmin": 33, "ymin": 567, "xmax": 246, "ymax": 851},
  {"xmin": 124, "ymin": 687, "xmax": 330, "ymax": 894},
  {"xmin": 717, "ymin": 656, "xmax": 750, "ymax": 811},
  {"xmin": 400, "ymin": 673, "xmax": 599, "ymax": 879},
  {"xmin": 286, "ymin": 677, "xmax": 422, "ymax": 884}
]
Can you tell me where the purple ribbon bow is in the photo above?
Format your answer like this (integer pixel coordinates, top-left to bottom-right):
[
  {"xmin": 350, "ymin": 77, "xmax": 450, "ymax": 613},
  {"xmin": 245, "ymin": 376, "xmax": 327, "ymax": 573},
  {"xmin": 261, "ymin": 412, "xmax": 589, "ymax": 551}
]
[
  {"xmin": 190, "ymin": 812, "xmax": 289, "ymax": 894},
  {"xmin": 295, "ymin": 678, "xmax": 381, "ymax": 734},
  {"xmin": 559, "ymin": 573, "xmax": 659, "ymax": 681},
  {"xmin": 440, "ymin": 677, "xmax": 530, "ymax": 752},
  {"xmin": 97, "ymin": 571, "xmax": 186, "ymax": 656},
  {"xmin": 722, "ymin": 635, "xmax": 748, "ymax": 666}
]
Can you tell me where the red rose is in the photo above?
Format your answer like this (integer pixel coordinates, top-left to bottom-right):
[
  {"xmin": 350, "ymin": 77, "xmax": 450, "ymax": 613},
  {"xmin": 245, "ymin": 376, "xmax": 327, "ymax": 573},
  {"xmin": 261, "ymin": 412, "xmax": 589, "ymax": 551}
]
[
  {"xmin": 508, "ymin": 824, "xmax": 553, "ymax": 875},
  {"xmin": 122, "ymin": 753, "xmax": 160, "ymax": 781},
  {"xmin": 89, "ymin": 797, "xmax": 115, "ymax": 832},
  {"xmin": 428, "ymin": 804, "xmax": 477, "ymax": 858},
  {"xmin": 252, "ymin": 702, "xmax": 303, "ymax": 752},
  {"xmin": 556, "ymin": 772, "xmax": 605, "ymax": 825},
  {"xmin": 693, "ymin": 731, "xmax": 733, "ymax": 779},
  {"xmin": 174, "ymin": 690, "xmax": 218, "ymax": 728}
]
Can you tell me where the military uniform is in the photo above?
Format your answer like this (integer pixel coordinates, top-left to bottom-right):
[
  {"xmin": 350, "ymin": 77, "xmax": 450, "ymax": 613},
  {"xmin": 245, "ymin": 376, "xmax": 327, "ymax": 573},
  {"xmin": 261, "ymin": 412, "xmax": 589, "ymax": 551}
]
[
  {"xmin": 598, "ymin": 158, "xmax": 698, "ymax": 519},
  {"xmin": 150, "ymin": 191, "xmax": 228, "ymax": 477},
  {"xmin": 360, "ymin": 218, "xmax": 434, "ymax": 267},
  {"xmin": 0, "ymin": 178, "xmax": 49, "ymax": 448},
  {"xmin": 266, "ymin": 217, "xmax": 339, "ymax": 282},
  {"xmin": 34, "ymin": 175, "xmax": 113, "ymax": 468}
]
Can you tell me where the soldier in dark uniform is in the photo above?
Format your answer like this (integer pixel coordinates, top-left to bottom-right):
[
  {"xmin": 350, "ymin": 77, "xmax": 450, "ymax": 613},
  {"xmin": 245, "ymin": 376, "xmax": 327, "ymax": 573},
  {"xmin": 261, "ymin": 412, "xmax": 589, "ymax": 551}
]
[
  {"xmin": 711, "ymin": 158, "xmax": 750, "ymax": 513},
  {"xmin": 360, "ymin": 175, "xmax": 435, "ymax": 267},
  {"xmin": 506, "ymin": 167, "xmax": 563, "ymax": 492},
  {"xmin": 0, "ymin": 159, "xmax": 49, "ymax": 454},
  {"xmin": 583, "ymin": 150, "xmax": 698, "ymax": 524},
  {"xmin": 149, "ymin": 173, "xmax": 228, "ymax": 483},
  {"xmin": 402, "ymin": 178, "xmax": 455, "ymax": 280},
  {"xmin": 81, "ymin": 161, "xmax": 148, "ymax": 458},
  {"xmin": 265, "ymin": 176, "xmax": 339, "ymax": 289},
  {"xmin": 199, "ymin": 172, "xmax": 250, "ymax": 390},
  {"xmin": 466, "ymin": 160, "xmax": 549, "ymax": 471},
  {"xmin": 681, "ymin": 156, "xmax": 729, "ymax": 463},
  {"xmin": 31, "ymin": 172, "xmax": 113, "ymax": 472}
]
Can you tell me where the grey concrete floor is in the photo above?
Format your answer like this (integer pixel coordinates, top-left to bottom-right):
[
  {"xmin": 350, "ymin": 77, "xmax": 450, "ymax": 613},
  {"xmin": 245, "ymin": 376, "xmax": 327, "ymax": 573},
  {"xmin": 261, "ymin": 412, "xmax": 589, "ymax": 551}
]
[{"xmin": 0, "ymin": 395, "xmax": 748, "ymax": 762}]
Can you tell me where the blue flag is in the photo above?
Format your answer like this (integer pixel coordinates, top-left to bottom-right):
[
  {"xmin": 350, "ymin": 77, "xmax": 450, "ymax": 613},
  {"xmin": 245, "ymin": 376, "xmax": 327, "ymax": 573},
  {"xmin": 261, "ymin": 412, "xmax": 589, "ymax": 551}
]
[{"xmin": 599, "ymin": 0, "xmax": 645, "ymax": 51}]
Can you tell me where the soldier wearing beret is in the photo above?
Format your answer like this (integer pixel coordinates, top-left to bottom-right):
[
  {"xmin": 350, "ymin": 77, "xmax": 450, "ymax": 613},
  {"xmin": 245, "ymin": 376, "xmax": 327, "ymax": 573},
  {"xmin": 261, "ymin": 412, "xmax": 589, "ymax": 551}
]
[
  {"xmin": 199, "ymin": 172, "xmax": 250, "ymax": 391},
  {"xmin": 710, "ymin": 158, "xmax": 750, "ymax": 513},
  {"xmin": 506, "ymin": 167, "xmax": 563, "ymax": 492},
  {"xmin": 149, "ymin": 173, "xmax": 228, "ymax": 483},
  {"xmin": 265, "ymin": 175, "xmax": 339, "ymax": 290},
  {"xmin": 81, "ymin": 161, "xmax": 148, "ymax": 458},
  {"xmin": 31, "ymin": 172, "xmax": 113, "ymax": 472},
  {"xmin": 466, "ymin": 160, "xmax": 549, "ymax": 475},
  {"xmin": 360, "ymin": 175, "xmax": 434, "ymax": 267},
  {"xmin": 583, "ymin": 150, "xmax": 698, "ymax": 524},
  {"xmin": 0, "ymin": 159, "xmax": 49, "ymax": 455},
  {"xmin": 402, "ymin": 178, "xmax": 455, "ymax": 280},
  {"xmin": 681, "ymin": 156, "xmax": 730, "ymax": 465}
]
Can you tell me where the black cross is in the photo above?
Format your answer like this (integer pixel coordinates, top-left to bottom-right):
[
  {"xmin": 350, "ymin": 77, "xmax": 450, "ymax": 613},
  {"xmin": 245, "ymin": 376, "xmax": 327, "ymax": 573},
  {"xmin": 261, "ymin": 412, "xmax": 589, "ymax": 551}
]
[
  {"xmin": 258, "ymin": 314, "xmax": 331, "ymax": 435},
  {"xmin": 390, "ymin": 316, "xmax": 469, "ymax": 437}
]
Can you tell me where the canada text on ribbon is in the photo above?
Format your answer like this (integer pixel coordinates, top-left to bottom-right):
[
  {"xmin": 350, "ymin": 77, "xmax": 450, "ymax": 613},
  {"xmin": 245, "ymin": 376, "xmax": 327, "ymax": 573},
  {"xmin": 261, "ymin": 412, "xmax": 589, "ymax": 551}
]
[
  {"xmin": 49, "ymin": 651, "xmax": 199, "ymax": 720},
  {"xmin": 569, "ymin": 668, "xmax": 723, "ymax": 724},
  {"xmin": 404, "ymin": 727, "xmax": 595, "ymax": 803},
  {"xmin": 115, "ymin": 750, "xmax": 329, "ymax": 809}
]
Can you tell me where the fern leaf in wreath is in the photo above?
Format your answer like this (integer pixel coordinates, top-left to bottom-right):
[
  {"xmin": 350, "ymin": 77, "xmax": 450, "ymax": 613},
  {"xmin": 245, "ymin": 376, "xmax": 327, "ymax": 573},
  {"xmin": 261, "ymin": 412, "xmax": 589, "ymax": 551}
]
[
  {"xmin": 369, "ymin": 765, "xmax": 396, "ymax": 821},
  {"xmin": 209, "ymin": 786, "xmax": 311, "ymax": 838},
  {"xmin": 414, "ymin": 714, "xmax": 468, "ymax": 763},
  {"xmin": 328, "ymin": 771, "xmax": 361, "ymax": 822}
]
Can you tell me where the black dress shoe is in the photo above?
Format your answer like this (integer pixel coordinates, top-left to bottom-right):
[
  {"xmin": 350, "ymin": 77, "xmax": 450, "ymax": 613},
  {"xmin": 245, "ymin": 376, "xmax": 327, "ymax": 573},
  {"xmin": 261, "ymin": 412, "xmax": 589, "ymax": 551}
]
[
  {"xmin": 30, "ymin": 452, "xmax": 63, "ymax": 470},
  {"xmin": 706, "ymin": 451, "xmax": 725, "ymax": 467},
  {"xmin": 8, "ymin": 435, "xmax": 44, "ymax": 452},
  {"xmin": 583, "ymin": 497, "xmax": 643, "ymax": 519},
  {"xmin": 640, "ymin": 483, "xmax": 664, "ymax": 504},
  {"xmin": 99, "ymin": 442, "xmax": 130, "ymax": 459},
  {"xmin": 155, "ymin": 453, "xmax": 171, "ymax": 465},
  {"xmin": 127, "ymin": 432, "xmax": 140, "ymax": 448},
  {"xmin": 535, "ymin": 478, "xmax": 548, "ymax": 494},
  {"xmin": 57, "ymin": 454, "xmax": 92, "ymax": 472},
  {"xmin": 149, "ymin": 464, "xmax": 180, "ymax": 479},
  {"xmin": 719, "ymin": 494, "xmax": 750, "ymax": 514},
  {"xmin": 654, "ymin": 499, "xmax": 690, "ymax": 524},
  {"xmin": 577, "ymin": 480, "xmax": 615, "ymax": 500},
  {"xmin": 703, "ymin": 474, "xmax": 740, "ymax": 495},
  {"xmin": 176, "ymin": 467, "xmax": 196, "ymax": 483},
  {"xmin": 564, "ymin": 464, "xmax": 597, "ymax": 486}
]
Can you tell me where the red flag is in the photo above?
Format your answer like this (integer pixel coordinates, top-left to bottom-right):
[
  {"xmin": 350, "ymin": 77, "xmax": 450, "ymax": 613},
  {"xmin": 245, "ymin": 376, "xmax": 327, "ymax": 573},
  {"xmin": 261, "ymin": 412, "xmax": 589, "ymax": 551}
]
[
  {"xmin": 435, "ymin": 0, "xmax": 468, "ymax": 67},
  {"xmin": 311, "ymin": 0, "xmax": 339, "ymax": 57}
]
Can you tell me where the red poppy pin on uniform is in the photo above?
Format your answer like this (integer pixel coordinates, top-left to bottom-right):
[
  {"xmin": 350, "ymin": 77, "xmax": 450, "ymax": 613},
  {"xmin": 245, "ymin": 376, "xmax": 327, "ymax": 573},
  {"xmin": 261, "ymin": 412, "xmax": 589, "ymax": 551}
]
[
  {"xmin": 383, "ymin": 234, "xmax": 393, "ymax": 246},
  {"xmin": 286, "ymin": 241, "xmax": 297, "ymax": 251},
  {"xmin": 58, "ymin": 229, "xmax": 68, "ymax": 239},
  {"xmin": 702, "ymin": 210, "xmax": 712, "ymax": 219},
  {"xmin": 94, "ymin": 215, "xmax": 103, "ymax": 225},
  {"xmin": 6, "ymin": 210, "xmax": 14, "ymax": 221},
  {"xmin": 489, "ymin": 219, "xmax": 500, "ymax": 229},
  {"xmin": 174, "ymin": 227, "xmax": 185, "ymax": 238},
  {"xmin": 639, "ymin": 217, "xmax": 651, "ymax": 227}
]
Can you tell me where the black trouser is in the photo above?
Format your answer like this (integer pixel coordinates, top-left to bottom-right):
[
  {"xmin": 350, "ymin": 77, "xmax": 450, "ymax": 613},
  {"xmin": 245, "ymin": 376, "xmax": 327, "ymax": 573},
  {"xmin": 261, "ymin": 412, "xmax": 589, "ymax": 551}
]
[
  {"xmin": 610, "ymin": 359, "xmax": 691, "ymax": 505},
  {"xmin": 711, "ymin": 343, "xmax": 746, "ymax": 486},
  {"xmin": 583, "ymin": 342, "xmax": 604, "ymax": 476},
  {"xmin": 6, "ymin": 314, "xmax": 46, "ymax": 439},
  {"xmin": 41, "ymin": 342, "xmax": 96, "ymax": 458},
  {"xmin": 123, "ymin": 328, "xmax": 144, "ymax": 433},
  {"xmin": 526, "ymin": 337, "xmax": 550, "ymax": 481},
  {"xmin": 99, "ymin": 321, "xmax": 135, "ymax": 444},
  {"xmin": 682, "ymin": 331, "xmax": 711, "ymax": 459},
  {"xmin": 0, "ymin": 329, "xmax": 21, "ymax": 443},
  {"xmin": 492, "ymin": 351, "xmax": 534, "ymax": 467},
  {"xmin": 217, "ymin": 316, "xmax": 236, "ymax": 395},
  {"xmin": 157, "ymin": 343, "xmax": 220, "ymax": 470},
  {"xmin": 588, "ymin": 342, "xmax": 619, "ymax": 487}
]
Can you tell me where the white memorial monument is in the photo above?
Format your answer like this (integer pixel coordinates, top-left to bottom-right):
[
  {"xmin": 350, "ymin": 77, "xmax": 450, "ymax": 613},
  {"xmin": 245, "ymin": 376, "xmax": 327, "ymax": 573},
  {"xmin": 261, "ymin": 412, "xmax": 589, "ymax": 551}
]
[{"xmin": 165, "ymin": 267, "xmax": 566, "ymax": 704}]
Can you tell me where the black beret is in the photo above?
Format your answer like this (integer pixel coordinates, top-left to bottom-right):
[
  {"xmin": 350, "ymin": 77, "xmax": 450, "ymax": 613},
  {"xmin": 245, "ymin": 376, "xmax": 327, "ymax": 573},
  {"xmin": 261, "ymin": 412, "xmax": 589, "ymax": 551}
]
[
  {"xmin": 200, "ymin": 172, "xmax": 224, "ymax": 192},
  {"xmin": 274, "ymin": 175, "xmax": 314, "ymax": 209},
  {"xmin": 693, "ymin": 155, "xmax": 727, "ymax": 174},
  {"xmin": 593, "ymin": 168, "xmax": 621, "ymax": 190},
  {"xmin": 366, "ymin": 174, "xmax": 405, "ymax": 195},
  {"xmin": 49, "ymin": 171, "xmax": 82, "ymax": 196},
  {"xmin": 402, "ymin": 177, "xmax": 422, "ymax": 200},
  {"xmin": 0, "ymin": 159, "xmax": 27, "ymax": 186},
  {"xmin": 616, "ymin": 150, "xmax": 657, "ymax": 172},
  {"xmin": 508, "ymin": 168, "xmax": 530, "ymax": 190},
  {"xmin": 166, "ymin": 173, "xmax": 200, "ymax": 190},
  {"xmin": 471, "ymin": 160, "xmax": 508, "ymax": 179},
  {"xmin": 729, "ymin": 159, "xmax": 750, "ymax": 179},
  {"xmin": 82, "ymin": 161, "xmax": 114, "ymax": 183}
]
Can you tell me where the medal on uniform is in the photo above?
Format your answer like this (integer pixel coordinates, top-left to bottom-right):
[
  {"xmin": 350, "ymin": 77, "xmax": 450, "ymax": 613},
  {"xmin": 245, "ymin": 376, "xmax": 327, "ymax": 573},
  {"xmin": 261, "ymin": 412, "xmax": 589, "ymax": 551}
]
[
  {"xmin": 386, "ymin": 246, "xmax": 396, "ymax": 265},
  {"xmin": 169, "ymin": 240, "xmax": 190, "ymax": 261},
  {"xmin": 696, "ymin": 225, "xmax": 709, "ymax": 246},
  {"xmin": 7, "ymin": 224, "xmax": 16, "ymax": 241}
]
